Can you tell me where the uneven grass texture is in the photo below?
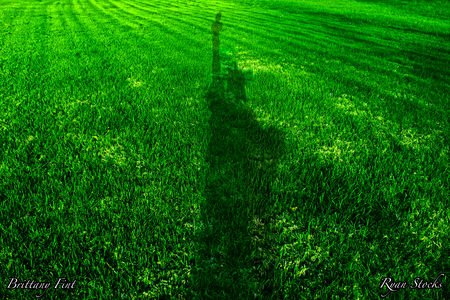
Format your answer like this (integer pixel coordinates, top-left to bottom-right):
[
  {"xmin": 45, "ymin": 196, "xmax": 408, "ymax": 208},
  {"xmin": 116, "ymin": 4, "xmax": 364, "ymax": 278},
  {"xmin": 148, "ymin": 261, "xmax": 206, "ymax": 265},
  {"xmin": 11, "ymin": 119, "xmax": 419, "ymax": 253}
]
[{"xmin": 0, "ymin": 0, "xmax": 449, "ymax": 299}]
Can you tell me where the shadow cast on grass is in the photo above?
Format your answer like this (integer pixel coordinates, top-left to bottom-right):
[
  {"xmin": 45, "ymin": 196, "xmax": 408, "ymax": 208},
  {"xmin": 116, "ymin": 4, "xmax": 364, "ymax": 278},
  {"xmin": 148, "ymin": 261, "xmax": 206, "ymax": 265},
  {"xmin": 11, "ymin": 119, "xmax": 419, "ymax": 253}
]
[
  {"xmin": 178, "ymin": 5, "xmax": 449, "ymax": 299},
  {"xmin": 190, "ymin": 13, "xmax": 287, "ymax": 299}
]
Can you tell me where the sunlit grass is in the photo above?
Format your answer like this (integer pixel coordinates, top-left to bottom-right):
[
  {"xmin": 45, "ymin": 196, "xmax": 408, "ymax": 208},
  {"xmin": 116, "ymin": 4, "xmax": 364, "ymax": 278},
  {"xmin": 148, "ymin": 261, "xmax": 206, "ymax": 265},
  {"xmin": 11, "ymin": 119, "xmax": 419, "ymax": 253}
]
[{"xmin": 0, "ymin": 0, "xmax": 449, "ymax": 299}]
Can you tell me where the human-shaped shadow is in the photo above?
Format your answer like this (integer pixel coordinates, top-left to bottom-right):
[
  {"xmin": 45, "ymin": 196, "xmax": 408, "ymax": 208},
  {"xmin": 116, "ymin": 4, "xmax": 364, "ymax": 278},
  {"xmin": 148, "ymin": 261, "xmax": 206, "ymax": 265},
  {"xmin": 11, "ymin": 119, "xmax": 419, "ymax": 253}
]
[{"xmin": 193, "ymin": 12, "xmax": 287, "ymax": 298}]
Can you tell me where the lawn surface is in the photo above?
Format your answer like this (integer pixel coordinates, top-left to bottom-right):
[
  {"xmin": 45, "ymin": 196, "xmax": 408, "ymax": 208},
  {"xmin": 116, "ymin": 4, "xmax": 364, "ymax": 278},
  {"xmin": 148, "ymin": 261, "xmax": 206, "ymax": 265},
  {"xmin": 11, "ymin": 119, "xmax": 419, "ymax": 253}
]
[{"xmin": 0, "ymin": 0, "xmax": 449, "ymax": 299}]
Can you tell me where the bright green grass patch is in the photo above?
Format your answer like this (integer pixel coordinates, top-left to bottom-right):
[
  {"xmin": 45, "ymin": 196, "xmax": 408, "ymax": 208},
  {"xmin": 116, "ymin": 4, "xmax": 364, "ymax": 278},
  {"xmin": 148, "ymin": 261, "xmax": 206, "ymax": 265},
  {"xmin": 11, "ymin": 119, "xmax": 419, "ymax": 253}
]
[{"xmin": 0, "ymin": 0, "xmax": 449, "ymax": 299}]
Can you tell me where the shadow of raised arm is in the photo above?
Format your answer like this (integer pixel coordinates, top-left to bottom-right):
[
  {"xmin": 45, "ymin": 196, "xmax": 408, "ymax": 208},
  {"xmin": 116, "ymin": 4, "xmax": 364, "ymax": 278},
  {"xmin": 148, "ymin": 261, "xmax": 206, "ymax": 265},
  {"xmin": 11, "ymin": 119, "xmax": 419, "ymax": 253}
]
[{"xmin": 211, "ymin": 12, "xmax": 223, "ymax": 86}]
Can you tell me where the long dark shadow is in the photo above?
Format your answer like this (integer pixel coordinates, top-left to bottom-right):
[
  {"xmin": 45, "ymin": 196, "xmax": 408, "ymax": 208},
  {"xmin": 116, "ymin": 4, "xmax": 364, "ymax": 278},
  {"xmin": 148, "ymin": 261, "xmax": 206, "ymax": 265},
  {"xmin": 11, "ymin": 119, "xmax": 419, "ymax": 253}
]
[{"xmin": 191, "ymin": 12, "xmax": 287, "ymax": 298}]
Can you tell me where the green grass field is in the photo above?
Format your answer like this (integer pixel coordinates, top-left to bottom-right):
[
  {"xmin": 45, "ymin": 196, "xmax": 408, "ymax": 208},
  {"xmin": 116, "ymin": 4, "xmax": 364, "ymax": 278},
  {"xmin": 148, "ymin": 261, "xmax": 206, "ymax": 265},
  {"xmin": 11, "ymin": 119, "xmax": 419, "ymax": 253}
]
[{"xmin": 1, "ymin": 0, "xmax": 449, "ymax": 299}]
